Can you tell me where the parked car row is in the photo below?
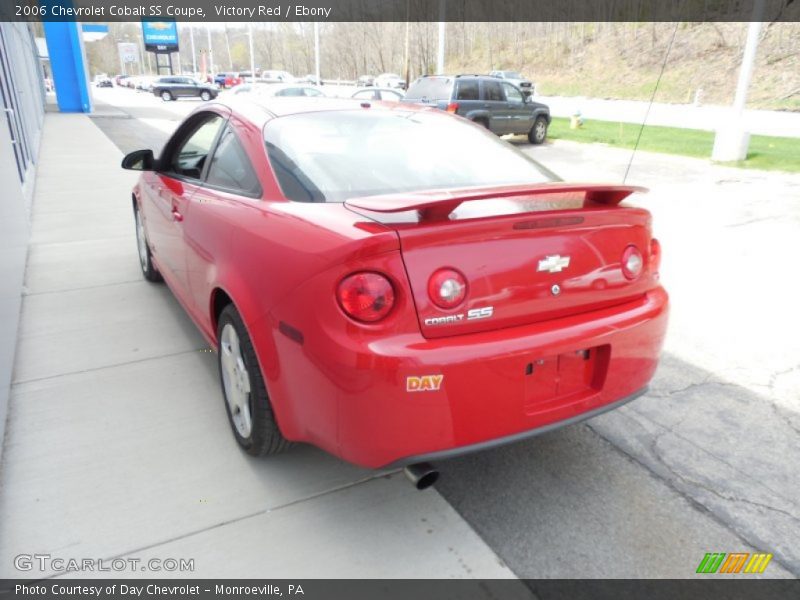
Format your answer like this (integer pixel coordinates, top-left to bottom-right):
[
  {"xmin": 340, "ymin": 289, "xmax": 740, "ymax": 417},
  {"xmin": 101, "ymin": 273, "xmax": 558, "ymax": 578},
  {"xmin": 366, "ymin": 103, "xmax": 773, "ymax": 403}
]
[
  {"xmin": 222, "ymin": 73, "xmax": 548, "ymax": 143},
  {"xmin": 106, "ymin": 69, "xmax": 548, "ymax": 142},
  {"xmin": 214, "ymin": 70, "xmax": 296, "ymax": 88}
]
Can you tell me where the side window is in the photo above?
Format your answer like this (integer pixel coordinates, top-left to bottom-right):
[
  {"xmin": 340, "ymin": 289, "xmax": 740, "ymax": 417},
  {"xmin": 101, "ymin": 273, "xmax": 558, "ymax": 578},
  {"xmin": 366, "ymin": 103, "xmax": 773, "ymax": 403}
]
[
  {"xmin": 502, "ymin": 83, "xmax": 523, "ymax": 103},
  {"xmin": 484, "ymin": 80, "xmax": 505, "ymax": 102},
  {"xmin": 205, "ymin": 127, "xmax": 261, "ymax": 196},
  {"xmin": 380, "ymin": 90, "xmax": 402, "ymax": 101},
  {"xmin": 169, "ymin": 114, "xmax": 224, "ymax": 180},
  {"xmin": 276, "ymin": 87, "xmax": 304, "ymax": 97},
  {"xmin": 304, "ymin": 88, "xmax": 323, "ymax": 97},
  {"xmin": 455, "ymin": 80, "xmax": 479, "ymax": 100},
  {"xmin": 352, "ymin": 90, "xmax": 372, "ymax": 99}
]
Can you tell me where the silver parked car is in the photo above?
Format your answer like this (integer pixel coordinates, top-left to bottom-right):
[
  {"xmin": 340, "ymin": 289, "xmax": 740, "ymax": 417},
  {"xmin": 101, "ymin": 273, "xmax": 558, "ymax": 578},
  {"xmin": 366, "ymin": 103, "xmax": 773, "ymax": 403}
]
[{"xmin": 489, "ymin": 70, "xmax": 534, "ymax": 95}]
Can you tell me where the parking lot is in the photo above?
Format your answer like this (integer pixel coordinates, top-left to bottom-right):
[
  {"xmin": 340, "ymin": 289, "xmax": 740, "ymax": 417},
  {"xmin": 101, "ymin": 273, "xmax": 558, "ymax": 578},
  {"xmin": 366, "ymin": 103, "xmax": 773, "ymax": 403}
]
[{"xmin": 1, "ymin": 85, "xmax": 798, "ymax": 579}]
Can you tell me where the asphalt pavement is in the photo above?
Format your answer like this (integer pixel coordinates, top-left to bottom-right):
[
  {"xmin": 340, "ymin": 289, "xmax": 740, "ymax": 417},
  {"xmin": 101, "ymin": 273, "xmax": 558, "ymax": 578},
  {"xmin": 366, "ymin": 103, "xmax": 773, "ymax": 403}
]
[{"xmin": 5, "ymin": 86, "xmax": 795, "ymax": 579}]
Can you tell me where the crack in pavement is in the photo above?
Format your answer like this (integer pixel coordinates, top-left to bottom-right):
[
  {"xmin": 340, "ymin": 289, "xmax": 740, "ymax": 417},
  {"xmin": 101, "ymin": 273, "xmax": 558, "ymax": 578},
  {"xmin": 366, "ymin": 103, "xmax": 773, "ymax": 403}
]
[
  {"xmin": 586, "ymin": 421, "xmax": 800, "ymax": 578},
  {"xmin": 626, "ymin": 401, "xmax": 797, "ymax": 507}
]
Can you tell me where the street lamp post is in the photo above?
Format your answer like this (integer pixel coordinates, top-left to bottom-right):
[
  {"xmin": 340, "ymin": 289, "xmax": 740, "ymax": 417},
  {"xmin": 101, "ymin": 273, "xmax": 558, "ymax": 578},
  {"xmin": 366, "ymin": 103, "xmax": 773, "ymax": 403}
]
[
  {"xmin": 190, "ymin": 26, "xmax": 197, "ymax": 75},
  {"xmin": 314, "ymin": 22, "xmax": 320, "ymax": 84},
  {"xmin": 206, "ymin": 26, "xmax": 214, "ymax": 75},
  {"xmin": 248, "ymin": 24, "xmax": 256, "ymax": 81},
  {"xmin": 436, "ymin": 0, "xmax": 446, "ymax": 75}
]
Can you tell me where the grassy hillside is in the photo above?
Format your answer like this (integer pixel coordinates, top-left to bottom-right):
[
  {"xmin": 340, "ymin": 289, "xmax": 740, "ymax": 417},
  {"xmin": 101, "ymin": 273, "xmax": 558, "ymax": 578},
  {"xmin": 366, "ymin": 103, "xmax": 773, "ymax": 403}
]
[{"xmin": 448, "ymin": 23, "xmax": 800, "ymax": 111}]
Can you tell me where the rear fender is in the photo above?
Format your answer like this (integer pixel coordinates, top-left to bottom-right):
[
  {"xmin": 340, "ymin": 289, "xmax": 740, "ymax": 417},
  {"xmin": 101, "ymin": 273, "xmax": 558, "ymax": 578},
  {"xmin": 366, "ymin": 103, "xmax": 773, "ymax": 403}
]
[{"xmin": 465, "ymin": 109, "xmax": 491, "ymax": 124}]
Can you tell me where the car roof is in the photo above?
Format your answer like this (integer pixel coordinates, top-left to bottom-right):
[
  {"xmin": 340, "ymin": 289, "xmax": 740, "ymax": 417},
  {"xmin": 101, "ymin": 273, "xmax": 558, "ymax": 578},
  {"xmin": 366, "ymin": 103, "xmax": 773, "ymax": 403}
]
[{"xmin": 206, "ymin": 96, "xmax": 431, "ymax": 127}]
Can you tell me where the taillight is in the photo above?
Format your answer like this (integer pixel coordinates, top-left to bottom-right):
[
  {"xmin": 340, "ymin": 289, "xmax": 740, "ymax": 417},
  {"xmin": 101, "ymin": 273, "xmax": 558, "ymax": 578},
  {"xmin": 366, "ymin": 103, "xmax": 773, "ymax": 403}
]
[
  {"xmin": 337, "ymin": 272, "xmax": 395, "ymax": 323},
  {"xmin": 446, "ymin": 102, "xmax": 459, "ymax": 113},
  {"xmin": 621, "ymin": 245, "xmax": 644, "ymax": 280},
  {"xmin": 649, "ymin": 238, "xmax": 662, "ymax": 273},
  {"xmin": 428, "ymin": 268, "xmax": 467, "ymax": 309}
]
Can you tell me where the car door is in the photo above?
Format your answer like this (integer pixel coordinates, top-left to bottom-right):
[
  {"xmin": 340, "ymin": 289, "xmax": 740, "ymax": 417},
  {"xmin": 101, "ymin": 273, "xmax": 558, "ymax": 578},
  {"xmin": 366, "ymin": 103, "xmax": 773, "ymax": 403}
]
[
  {"xmin": 143, "ymin": 111, "xmax": 227, "ymax": 298},
  {"xmin": 481, "ymin": 78, "xmax": 510, "ymax": 134},
  {"xmin": 185, "ymin": 122, "xmax": 263, "ymax": 322},
  {"xmin": 501, "ymin": 82, "xmax": 533, "ymax": 135},
  {"xmin": 178, "ymin": 77, "xmax": 195, "ymax": 97}
]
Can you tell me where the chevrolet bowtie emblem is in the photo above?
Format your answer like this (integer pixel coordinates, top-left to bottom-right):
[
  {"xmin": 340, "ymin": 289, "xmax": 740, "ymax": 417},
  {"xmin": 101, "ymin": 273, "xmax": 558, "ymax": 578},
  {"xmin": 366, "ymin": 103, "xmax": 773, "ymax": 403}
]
[{"xmin": 537, "ymin": 255, "xmax": 571, "ymax": 273}]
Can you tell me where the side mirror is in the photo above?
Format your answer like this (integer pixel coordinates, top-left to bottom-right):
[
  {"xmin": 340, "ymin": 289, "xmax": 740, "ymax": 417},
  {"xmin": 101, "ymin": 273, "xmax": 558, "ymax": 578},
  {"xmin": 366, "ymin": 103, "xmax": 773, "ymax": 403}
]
[{"xmin": 121, "ymin": 149, "xmax": 156, "ymax": 171}]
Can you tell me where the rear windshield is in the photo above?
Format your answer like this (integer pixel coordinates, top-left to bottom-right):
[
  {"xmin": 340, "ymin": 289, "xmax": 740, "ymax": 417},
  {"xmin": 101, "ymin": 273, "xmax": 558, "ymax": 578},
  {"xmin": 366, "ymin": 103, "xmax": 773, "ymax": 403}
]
[
  {"xmin": 404, "ymin": 77, "xmax": 453, "ymax": 100},
  {"xmin": 264, "ymin": 110, "xmax": 555, "ymax": 203}
]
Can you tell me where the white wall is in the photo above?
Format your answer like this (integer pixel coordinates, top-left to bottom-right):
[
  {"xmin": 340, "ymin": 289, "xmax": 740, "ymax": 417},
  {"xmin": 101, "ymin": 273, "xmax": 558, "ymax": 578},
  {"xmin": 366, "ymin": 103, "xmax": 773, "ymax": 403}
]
[{"xmin": 0, "ymin": 22, "xmax": 44, "ymax": 453}]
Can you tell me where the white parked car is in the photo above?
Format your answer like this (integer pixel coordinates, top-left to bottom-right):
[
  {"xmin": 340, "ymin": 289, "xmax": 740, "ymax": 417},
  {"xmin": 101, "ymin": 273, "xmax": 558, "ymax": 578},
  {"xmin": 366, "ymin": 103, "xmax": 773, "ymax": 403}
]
[
  {"xmin": 375, "ymin": 73, "xmax": 406, "ymax": 90},
  {"xmin": 351, "ymin": 87, "xmax": 404, "ymax": 102},
  {"xmin": 259, "ymin": 70, "xmax": 295, "ymax": 83},
  {"xmin": 225, "ymin": 82, "xmax": 325, "ymax": 99}
]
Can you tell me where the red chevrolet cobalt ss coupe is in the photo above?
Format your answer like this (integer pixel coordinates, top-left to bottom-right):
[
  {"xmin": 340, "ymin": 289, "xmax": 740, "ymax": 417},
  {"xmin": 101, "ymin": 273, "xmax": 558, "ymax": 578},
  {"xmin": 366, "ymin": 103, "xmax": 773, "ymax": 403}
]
[{"xmin": 123, "ymin": 98, "xmax": 668, "ymax": 481}]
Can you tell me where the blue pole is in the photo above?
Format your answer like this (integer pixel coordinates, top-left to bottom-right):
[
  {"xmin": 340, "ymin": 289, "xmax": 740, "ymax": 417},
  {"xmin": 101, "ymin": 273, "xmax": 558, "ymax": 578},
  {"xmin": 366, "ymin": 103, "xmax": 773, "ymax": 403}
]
[{"xmin": 41, "ymin": 1, "xmax": 92, "ymax": 113}]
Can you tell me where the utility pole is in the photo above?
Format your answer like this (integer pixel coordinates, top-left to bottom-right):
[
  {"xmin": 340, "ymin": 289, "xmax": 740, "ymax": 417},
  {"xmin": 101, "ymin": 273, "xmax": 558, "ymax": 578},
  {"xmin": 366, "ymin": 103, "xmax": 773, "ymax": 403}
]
[
  {"xmin": 711, "ymin": 0, "xmax": 764, "ymax": 162},
  {"xmin": 206, "ymin": 26, "xmax": 214, "ymax": 75},
  {"xmin": 436, "ymin": 0, "xmax": 446, "ymax": 74},
  {"xmin": 248, "ymin": 24, "xmax": 256, "ymax": 80},
  {"xmin": 403, "ymin": 0, "xmax": 410, "ymax": 86},
  {"xmin": 224, "ymin": 24, "xmax": 233, "ymax": 70},
  {"xmin": 314, "ymin": 22, "xmax": 320, "ymax": 84},
  {"xmin": 189, "ymin": 26, "xmax": 197, "ymax": 75}
]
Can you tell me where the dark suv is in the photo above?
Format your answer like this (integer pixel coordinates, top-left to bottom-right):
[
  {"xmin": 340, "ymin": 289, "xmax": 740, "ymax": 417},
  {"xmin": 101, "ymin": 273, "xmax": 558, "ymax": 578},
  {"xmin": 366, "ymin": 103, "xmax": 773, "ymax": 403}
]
[
  {"xmin": 152, "ymin": 77, "xmax": 219, "ymax": 102},
  {"xmin": 402, "ymin": 75, "xmax": 550, "ymax": 144}
]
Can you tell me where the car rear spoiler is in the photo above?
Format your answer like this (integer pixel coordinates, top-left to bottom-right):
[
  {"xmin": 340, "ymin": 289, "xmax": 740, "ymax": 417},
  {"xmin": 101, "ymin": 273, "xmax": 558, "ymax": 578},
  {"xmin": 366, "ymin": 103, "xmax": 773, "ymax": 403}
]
[{"xmin": 345, "ymin": 183, "xmax": 648, "ymax": 222}]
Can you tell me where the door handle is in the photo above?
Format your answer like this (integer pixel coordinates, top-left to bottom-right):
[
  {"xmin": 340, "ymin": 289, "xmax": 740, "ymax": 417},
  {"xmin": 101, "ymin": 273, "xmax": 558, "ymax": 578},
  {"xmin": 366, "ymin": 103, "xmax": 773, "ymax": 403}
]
[{"xmin": 171, "ymin": 207, "xmax": 184, "ymax": 222}]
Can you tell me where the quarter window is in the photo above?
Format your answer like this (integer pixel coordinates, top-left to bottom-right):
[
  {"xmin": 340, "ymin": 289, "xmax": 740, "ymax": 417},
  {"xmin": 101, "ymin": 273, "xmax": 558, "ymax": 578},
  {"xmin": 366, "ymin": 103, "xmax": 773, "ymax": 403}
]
[
  {"xmin": 455, "ymin": 80, "xmax": 479, "ymax": 100},
  {"xmin": 205, "ymin": 128, "xmax": 261, "ymax": 195}
]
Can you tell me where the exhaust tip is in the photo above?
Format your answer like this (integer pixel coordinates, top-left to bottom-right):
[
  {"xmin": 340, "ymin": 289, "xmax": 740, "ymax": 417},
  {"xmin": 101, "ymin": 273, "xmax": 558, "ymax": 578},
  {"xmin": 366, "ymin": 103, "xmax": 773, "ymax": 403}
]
[{"xmin": 403, "ymin": 462, "xmax": 439, "ymax": 490}]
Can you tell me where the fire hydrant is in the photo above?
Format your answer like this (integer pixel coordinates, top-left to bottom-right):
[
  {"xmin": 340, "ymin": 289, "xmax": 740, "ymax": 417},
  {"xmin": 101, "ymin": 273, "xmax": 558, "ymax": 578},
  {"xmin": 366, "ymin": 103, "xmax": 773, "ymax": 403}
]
[{"xmin": 570, "ymin": 110, "xmax": 584, "ymax": 129}]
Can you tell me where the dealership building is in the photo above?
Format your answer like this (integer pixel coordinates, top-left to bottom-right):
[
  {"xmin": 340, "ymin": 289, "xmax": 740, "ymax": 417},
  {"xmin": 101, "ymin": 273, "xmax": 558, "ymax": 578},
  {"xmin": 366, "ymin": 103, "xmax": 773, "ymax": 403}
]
[{"xmin": 0, "ymin": 19, "xmax": 95, "ymax": 451}]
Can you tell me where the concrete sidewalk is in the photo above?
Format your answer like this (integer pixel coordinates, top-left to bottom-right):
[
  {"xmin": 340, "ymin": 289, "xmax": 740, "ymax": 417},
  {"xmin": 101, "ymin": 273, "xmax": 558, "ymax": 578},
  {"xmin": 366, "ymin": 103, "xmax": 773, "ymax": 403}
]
[{"xmin": 0, "ymin": 112, "xmax": 515, "ymax": 579}]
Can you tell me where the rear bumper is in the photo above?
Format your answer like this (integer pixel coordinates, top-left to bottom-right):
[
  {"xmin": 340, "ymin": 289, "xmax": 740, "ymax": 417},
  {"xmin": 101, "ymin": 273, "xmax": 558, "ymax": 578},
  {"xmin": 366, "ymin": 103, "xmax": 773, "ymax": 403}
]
[
  {"xmin": 266, "ymin": 286, "xmax": 668, "ymax": 469},
  {"xmin": 387, "ymin": 385, "xmax": 647, "ymax": 467}
]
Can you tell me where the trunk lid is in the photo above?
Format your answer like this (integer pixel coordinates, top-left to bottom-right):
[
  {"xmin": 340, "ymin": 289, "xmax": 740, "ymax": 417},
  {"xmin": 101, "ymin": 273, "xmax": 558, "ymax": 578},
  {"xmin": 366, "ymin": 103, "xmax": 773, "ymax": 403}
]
[{"xmin": 346, "ymin": 184, "xmax": 657, "ymax": 339}]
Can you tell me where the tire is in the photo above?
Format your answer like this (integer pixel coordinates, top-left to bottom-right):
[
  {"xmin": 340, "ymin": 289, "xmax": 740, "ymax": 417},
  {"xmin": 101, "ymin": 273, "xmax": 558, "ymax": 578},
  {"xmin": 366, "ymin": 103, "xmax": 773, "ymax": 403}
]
[
  {"xmin": 217, "ymin": 304, "xmax": 290, "ymax": 457},
  {"xmin": 160, "ymin": 90, "xmax": 173, "ymax": 102},
  {"xmin": 134, "ymin": 204, "xmax": 162, "ymax": 283},
  {"xmin": 529, "ymin": 116, "xmax": 548, "ymax": 144},
  {"xmin": 200, "ymin": 90, "xmax": 212, "ymax": 101}
]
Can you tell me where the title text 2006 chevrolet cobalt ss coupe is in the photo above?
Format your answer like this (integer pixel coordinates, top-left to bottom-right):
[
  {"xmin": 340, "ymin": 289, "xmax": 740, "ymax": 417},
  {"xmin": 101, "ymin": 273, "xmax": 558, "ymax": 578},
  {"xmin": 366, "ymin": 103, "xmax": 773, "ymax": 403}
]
[{"xmin": 122, "ymin": 98, "xmax": 668, "ymax": 472}]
